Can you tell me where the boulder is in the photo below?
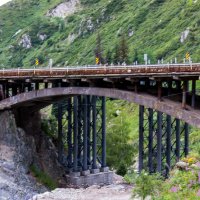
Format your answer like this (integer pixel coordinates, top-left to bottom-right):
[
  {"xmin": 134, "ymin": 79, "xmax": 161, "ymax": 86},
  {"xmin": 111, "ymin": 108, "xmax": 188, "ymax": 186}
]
[{"xmin": 176, "ymin": 161, "xmax": 189, "ymax": 170}]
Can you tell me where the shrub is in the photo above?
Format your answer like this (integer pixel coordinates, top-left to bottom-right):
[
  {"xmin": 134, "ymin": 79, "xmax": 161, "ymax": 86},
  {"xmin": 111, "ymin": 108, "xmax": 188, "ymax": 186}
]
[
  {"xmin": 132, "ymin": 170, "xmax": 163, "ymax": 200},
  {"xmin": 30, "ymin": 165, "xmax": 58, "ymax": 190}
]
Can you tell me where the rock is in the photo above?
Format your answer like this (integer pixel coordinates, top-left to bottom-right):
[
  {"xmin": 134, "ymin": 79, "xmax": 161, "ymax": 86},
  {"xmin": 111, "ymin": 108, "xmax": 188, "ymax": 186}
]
[
  {"xmin": 128, "ymin": 29, "xmax": 134, "ymax": 37},
  {"xmin": 46, "ymin": 0, "xmax": 80, "ymax": 18},
  {"xmin": 86, "ymin": 18, "xmax": 94, "ymax": 31},
  {"xmin": 176, "ymin": 161, "xmax": 189, "ymax": 170},
  {"xmin": 18, "ymin": 34, "xmax": 32, "ymax": 49},
  {"xmin": 30, "ymin": 183, "xmax": 132, "ymax": 200},
  {"xmin": 113, "ymin": 173, "xmax": 124, "ymax": 184},
  {"xmin": 180, "ymin": 28, "xmax": 190, "ymax": 43},
  {"xmin": 0, "ymin": 111, "xmax": 65, "ymax": 199},
  {"xmin": 37, "ymin": 33, "xmax": 47, "ymax": 41},
  {"xmin": 67, "ymin": 33, "xmax": 76, "ymax": 44},
  {"xmin": 191, "ymin": 164, "xmax": 200, "ymax": 170}
]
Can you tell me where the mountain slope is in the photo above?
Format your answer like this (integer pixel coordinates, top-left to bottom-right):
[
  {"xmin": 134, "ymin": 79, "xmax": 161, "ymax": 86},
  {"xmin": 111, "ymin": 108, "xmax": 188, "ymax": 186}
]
[{"xmin": 0, "ymin": 0, "xmax": 199, "ymax": 68}]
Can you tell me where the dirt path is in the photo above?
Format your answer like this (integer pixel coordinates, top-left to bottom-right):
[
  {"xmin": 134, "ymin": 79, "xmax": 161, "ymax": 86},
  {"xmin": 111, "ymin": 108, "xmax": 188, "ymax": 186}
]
[{"xmin": 31, "ymin": 184, "xmax": 133, "ymax": 200}]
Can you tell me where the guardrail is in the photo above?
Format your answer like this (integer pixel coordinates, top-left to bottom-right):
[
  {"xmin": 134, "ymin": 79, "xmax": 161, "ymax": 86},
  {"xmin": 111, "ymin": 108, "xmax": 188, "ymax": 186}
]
[
  {"xmin": 0, "ymin": 63, "xmax": 199, "ymax": 78},
  {"xmin": 0, "ymin": 63, "xmax": 198, "ymax": 71}
]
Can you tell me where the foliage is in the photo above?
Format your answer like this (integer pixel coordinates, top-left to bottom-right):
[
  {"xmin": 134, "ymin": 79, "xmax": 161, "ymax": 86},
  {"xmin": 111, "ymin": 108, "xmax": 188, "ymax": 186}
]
[
  {"xmin": 119, "ymin": 34, "xmax": 129, "ymax": 64},
  {"xmin": 106, "ymin": 100, "xmax": 138, "ymax": 175},
  {"xmin": 124, "ymin": 170, "xmax": 138, "ymax": 184},
  {"xmin": 131, "ymin": 170, "xmax": 164, "ymax": 200},
  {"xmin": 182, "ymin": 155, "xmax": 198, "ymax": 165},
  {"xmin": 95, "ymin": 33, "xmax": 104, "ymax": 64},
  {"xmin": 41, "ymin": 115, "xmax": 57, "ymax": 138},
  {"xmin": 30, "ymin": 164, "xmax": 58, "ymax": 190},
  {"xmin": 41, "ymin": 99, "xmax": 139, "ymax": 176},
  {"xmin": 157, "ymin": 168, "xmax": 200, "ymax": 200},
  {"xmin": 105, "ymin": 49, "xmax": 112, "ymax": 64}
]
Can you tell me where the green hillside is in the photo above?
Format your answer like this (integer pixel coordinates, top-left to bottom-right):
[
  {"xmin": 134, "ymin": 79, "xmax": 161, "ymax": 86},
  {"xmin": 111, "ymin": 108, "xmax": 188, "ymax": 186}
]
[{"xmin": 0, "ymin": 0, "xmax": 199, "ymax": 68}]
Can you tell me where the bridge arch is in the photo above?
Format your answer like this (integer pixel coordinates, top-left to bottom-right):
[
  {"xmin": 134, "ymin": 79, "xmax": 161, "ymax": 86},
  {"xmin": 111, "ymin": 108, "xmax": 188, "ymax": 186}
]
[{"xmin": 0, "ymin": 87, "xmax": 199, "ymax": 129}]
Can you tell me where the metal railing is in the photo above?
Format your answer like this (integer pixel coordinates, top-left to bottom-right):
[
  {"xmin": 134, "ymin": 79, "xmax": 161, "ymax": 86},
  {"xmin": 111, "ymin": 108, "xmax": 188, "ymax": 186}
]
[{"xmin": 0, "ymin": 63, "xmax": 199, "ymax": 78}]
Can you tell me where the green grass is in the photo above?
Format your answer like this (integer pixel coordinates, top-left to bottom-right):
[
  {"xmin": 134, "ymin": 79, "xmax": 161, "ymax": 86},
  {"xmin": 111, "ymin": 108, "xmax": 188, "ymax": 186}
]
[
  {"xmin": 30, "ymin": 164, "xmax": 58, "ymax": 190},
  {"xmin": 0, "ymin": 0, "xmax": 199, "ymax": 68}
]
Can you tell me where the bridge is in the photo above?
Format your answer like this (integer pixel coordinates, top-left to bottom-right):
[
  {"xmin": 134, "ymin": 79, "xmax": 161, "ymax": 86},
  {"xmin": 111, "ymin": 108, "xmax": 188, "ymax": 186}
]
[{"xmin": 0, "ymin": 63, "xmax": 200, "ymax": 185}]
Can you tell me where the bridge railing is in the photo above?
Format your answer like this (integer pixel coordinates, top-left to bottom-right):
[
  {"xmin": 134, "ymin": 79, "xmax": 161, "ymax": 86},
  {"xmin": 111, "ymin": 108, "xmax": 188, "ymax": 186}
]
[{"xmin": 0, "ymin": 63, "xmax": 199, "ymax": 78}]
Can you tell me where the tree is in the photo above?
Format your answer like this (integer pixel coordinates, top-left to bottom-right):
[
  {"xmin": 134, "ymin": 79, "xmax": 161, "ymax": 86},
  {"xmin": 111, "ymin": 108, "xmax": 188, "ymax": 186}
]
[
  {"xmin": 119, "ymin": 34, "xmax": 129, "ymax": 64},
  {"xmin": 113, "ymin": 44, "xmax": 120, "ymax": 65},
  {"xmin": 105, "ymin": 50, "xmax": 112, "ymax": 65},
  {"xmin": 132, "ymin": 171, "xmax": 163, "ymax": 200},
  {"xmin": 106, "ymin": 100, "xmax": 135, "ymax": 175},
  {"xmin": 94, "ymin": 33, "xmax": 104, "ymax": 64},
  {"xmin": 133, "ymin": 49, "xmax": 139, "ymax": 63}
]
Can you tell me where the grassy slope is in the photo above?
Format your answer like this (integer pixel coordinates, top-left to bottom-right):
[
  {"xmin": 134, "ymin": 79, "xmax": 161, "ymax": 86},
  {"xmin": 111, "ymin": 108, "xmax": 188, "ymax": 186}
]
[{"xmin": 0, "ymin": 0, "xmax": 200, "ymax": 68}]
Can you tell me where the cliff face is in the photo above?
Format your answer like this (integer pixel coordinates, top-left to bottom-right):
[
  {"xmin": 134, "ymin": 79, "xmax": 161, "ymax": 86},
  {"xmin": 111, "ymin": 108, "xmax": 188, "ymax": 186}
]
[
  {"xmin": 0, "ymin": 111, "xmax": 65, "ymax": 200},
  {"xmin": 0, "ymin": 111, "xmax": 45, "ymax": 199}
]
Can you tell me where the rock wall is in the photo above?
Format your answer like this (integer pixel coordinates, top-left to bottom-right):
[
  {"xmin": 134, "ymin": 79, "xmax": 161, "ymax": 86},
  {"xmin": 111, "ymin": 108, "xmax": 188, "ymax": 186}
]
[{"xmin": 0, "ymin": 111, "xmax": 65, "ymax": 200}]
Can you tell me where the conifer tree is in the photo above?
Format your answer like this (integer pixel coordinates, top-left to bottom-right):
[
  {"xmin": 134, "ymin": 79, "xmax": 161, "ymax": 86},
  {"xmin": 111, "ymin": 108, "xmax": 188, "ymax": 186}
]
[
  {"xmin": 105, "ymin": 50, "xmax": 112, "ymax": 65},
  {"xmin": 119, "ymin": 34, "xmax": 129, "ymax": 64},
  {"xmin": 94, "ymin": 33, "xmax": 104, "ymax": 64},
  {"xmin": 133, "ymin": 49, "xmax": 139, "ymax": 63},
  {"xmin": 113, "ymin": 44, "xmax": 120, "ymax": 65}
]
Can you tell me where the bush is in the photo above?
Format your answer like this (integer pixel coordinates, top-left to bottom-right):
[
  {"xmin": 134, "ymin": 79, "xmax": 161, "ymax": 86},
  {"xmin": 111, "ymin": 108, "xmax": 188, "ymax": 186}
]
[
  {"xmin": 157, "ymin": 169, "xmax": 200, "ymax": 200},
  {"xmin": 124, "ymin": 171, "xmax": 138, "ymax": 184},
  {"xmin": 132, "ymin": 170, "xmax": 164, "ymax": 200},
  {"xmin": 116, "ymin": 162, "xmax": 127, "ymax": 176},
  {"xmin": 30, "ymin": 165, "xmax": 58, "ymax": 190}
]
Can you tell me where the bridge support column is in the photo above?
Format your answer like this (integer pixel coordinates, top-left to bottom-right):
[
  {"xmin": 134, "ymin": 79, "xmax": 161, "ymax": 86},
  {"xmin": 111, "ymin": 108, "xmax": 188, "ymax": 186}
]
[
  {"xmin": 73, "ymin": 96, "xmax": 79, "ymax": 173},
  {"xmin": 157, "ymin": 81, "xmax": 162, "ymax": 101},
  {"xmin": 67, "ymin": 98, "xmax": 73, "ymax": 169},
  {"xmin": 139, "ymin": 106, "xmax": 190, "ymax": 176},
  {"xmin": 139, "ymin": 105, "xmax": 144, "ymax": 172},
  {"xmin": 182, "ymin": 81, "xmax": 188, "ymax": 109},
  {"xmin": 157, "ymin": 111, "xmax": 162, "ymax": 173},
  {"xmin": 58, "ymin": 101, "xmax": 64, "ymax": 164},
  {"xmin": 148, "ymin": 108, "xmax": 154, "ymax": 173},
  {"xmin": 184, "ymin": 123, "xmax": 189, "ymax": 156},
  {"xmin": 175, "ymin": 119, "xmax": 180, "ymax": 161},
  {"xmin": 55, "ymin": 95, "xmax": 112, "ymax": 186},
  {"xmin": 166, "ymin": 115, "xmax": 172, "ymax": 175},
  {"xmin": 92, "ymin": 96, "xmax": 97, "ymax": 171},
  {"xmin": 5, "ymin": 84, "xmax": 9, "ymax": 98},
  {"xmin": 83, "ymin": 96, "xmax": 88, "ymax": 173},
  {"xmin": 101, "ymin": 96, "xmax": 107, "ymax": 170},
  {"xmin": 191, "ymin": 80, "xmax": 196, "ymax": 108},
  {"xmin": 35, "ymin": 83, "xmax": 39, "ymax": 90},
  {"xmin": 77, "ymin": 96, "xmax": 82, "ymax": 170}
]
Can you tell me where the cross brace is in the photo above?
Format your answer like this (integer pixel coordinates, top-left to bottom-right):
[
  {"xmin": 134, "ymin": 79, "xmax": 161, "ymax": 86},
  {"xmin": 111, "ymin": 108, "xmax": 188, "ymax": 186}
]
[{"xmin": 139, "ymin": 105, "xmax": 189, "ymax": 176}]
